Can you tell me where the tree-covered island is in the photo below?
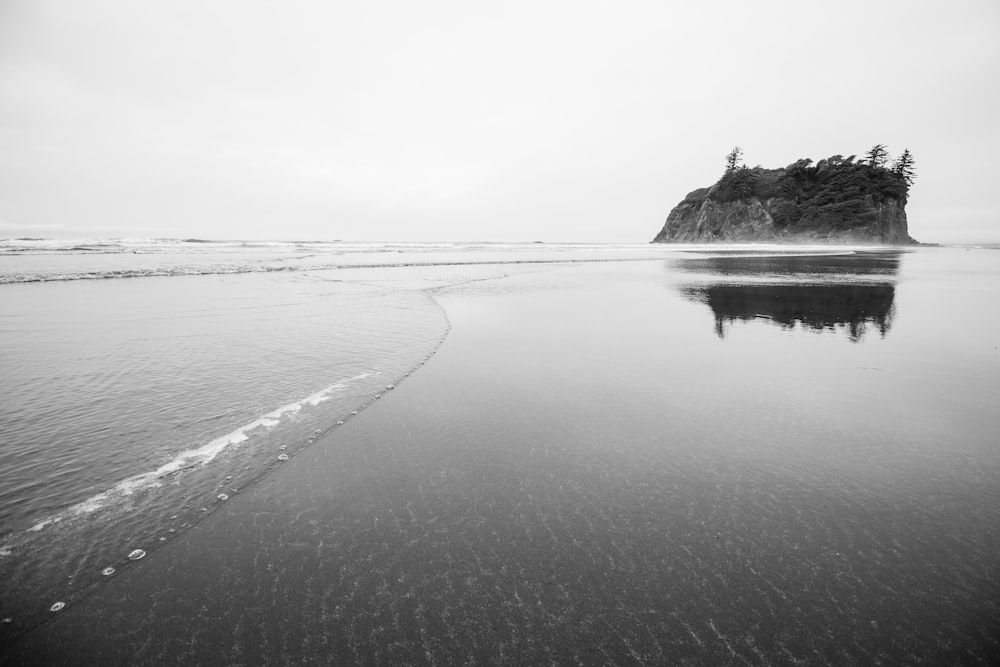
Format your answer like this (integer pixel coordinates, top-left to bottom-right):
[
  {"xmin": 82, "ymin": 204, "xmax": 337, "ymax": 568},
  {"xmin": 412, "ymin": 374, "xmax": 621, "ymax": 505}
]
[{"xmin": 652, "ymin": 146, "xmax": 918, "ymax": 244}]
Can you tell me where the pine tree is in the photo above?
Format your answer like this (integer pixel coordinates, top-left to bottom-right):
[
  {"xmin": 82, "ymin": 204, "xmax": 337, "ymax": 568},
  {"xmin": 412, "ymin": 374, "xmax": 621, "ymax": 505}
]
[
  {"xmin": 891, "ymin": 149, "xmax": 916, "ymax": 186},
  {"xmin": 864, "ymin": 144, "xmax": 890, "ymax": 169},
  {"xmin": 725, "ymin": 146, "xmax": 743, "ymax": 173}
]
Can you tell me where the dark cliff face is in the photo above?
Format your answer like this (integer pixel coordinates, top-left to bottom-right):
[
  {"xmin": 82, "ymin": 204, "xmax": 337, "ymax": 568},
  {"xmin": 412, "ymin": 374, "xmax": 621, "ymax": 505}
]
[{"xmin": 653, "ymin": 157, "xmax": 918, "ymax": 244}]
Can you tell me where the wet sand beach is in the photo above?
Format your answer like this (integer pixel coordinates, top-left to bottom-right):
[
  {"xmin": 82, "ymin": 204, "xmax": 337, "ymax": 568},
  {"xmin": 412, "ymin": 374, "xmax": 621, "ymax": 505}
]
[{"xmin": 4, "ymin": 254, "xmax": 999, "ymax": 664}]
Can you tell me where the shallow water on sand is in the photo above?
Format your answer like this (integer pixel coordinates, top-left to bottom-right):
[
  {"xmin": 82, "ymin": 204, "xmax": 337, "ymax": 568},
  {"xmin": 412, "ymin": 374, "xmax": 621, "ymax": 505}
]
[
  {"xmin": 431, "ymin": 248, "xmax": 1000, "ymax": 663},
  {"xmin": 0, "ymin": 268, "xmax": 451, "ymax": 644},
  {"xmin": 2, "ymin": 245, "xmax": 999, "ymax": 663},
  {"xmin": 0, "ymin": 241, "xmax": 611, "ymax": 647}
]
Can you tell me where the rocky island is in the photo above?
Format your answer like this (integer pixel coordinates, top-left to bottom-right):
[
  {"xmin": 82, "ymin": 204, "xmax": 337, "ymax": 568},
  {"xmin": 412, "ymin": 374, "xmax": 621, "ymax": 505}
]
[{"xmin": 652, "ymin": 146, "xmax": 918, "ymax": 244}]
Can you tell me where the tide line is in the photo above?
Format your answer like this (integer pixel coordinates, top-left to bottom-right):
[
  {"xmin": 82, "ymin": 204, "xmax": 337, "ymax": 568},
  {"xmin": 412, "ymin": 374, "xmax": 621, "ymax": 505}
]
[{"xmin": 25, "ymin": 373, "xmax": 372, "ymax": 533}]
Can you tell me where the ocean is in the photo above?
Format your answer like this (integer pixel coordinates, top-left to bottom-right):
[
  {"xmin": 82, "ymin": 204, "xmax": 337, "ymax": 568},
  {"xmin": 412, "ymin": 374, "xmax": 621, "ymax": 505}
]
[
  {"xmin": 1, "ymin": 239, "xmax": 998, "ymax": 663},
  {"xmin": 0, "ymin": 239, "xmax": 668, "ymax": 646}
]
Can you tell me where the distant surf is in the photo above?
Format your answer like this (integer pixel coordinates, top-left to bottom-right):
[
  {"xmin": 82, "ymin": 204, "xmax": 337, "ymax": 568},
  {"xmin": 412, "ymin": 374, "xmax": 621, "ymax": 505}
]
[{"xmin": 0, "ymin": 239, "xmax": 673, "ymax": 283}]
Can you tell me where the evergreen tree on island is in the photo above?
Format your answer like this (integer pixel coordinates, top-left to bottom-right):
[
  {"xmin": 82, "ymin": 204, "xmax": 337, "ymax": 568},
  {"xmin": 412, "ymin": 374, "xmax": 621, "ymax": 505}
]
[
  {"xmin": 891, "ymin": 149, "xmax": 917, "ymax": 186},
  {"xmin": 724, "ymin": 146, "xmax": 743, "ymax": 173},
  {"xmin": 864, "ymin": 144, "xmax": 890, "ymax": 168}
]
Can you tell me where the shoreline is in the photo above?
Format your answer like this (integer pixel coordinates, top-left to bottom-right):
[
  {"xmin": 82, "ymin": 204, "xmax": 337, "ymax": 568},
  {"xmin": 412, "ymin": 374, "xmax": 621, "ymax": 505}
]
[
  {"xmin": 0, "ymin": 277, "xmax": 456, "ymax": 654},
  {"xmin": 4, "ymin": 256, "xmax": 998, "ymax": 664}
]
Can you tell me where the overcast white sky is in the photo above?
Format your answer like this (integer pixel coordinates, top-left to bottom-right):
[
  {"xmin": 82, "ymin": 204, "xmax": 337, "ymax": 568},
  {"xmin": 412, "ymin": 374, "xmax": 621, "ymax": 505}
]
[{"xmin": 1, "ymin": 0, "xmax": 998, "ymax": 243}]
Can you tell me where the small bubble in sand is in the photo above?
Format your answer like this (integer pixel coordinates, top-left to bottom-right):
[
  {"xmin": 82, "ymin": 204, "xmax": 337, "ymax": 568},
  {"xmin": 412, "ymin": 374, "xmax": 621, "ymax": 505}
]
[
  {"xmin": 50, "ymin": 602, "xmax": 65, "ymax": 613},
  {"xmin": 386, "ymin": 384, "xmax": 395, "ymax": 390},
  {"xmin": 128, "ymin": 549, "xmax": 146, "ymax": 561},
  {"xmin": 101, "ymin": 567, "xmax": 115, "ymax": 576},
  {"xmin": 170, "ymin": 515, "xmax": 178, "ymax": 520},
  {"xmin": 279, "ymin": 445, "xmax": 288, "ymax": 450},
  {"xmin": 313, "ymin": 429, "xmax": 322, "ymax": 435},
  {"xmin": 350, "ymin": 410, "xmax": 358, "ymax": 415},
  {"xmin": 225, "ymin": 476, "xmax": 233, "ymax": 481},
  {"xmin": 217, "ymin": 493, "xmax": 229, "ymax": 501},
  {"xmin": 374, "ymin": 394, "xmax": 381, "ymax": 399},
  {"xmin": 278, "ymin": 454, "xmax": 289, "ymax": 461}
]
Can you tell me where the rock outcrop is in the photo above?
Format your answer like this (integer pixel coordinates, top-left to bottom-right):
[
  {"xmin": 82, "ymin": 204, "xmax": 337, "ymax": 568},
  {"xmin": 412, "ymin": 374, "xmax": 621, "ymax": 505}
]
[{"xmin": 652, "ymin": 156, "xmax": 917, "ymax": 244}]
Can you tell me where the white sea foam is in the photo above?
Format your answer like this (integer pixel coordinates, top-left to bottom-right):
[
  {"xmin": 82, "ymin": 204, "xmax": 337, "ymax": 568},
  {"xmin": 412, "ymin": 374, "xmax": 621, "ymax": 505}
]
[
  {"xmin": 25, "ymin": 373, "xmax": 371, "ymax": 533},
  {"xmin": 0, "ymin": 238, "xmax": 674, "ymax": 283}
]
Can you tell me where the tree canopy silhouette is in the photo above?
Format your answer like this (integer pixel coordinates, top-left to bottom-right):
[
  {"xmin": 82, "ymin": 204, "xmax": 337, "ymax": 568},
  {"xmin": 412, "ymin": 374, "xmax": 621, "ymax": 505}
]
[
  {"xmin": 709, "ymin": 146, "xmax": 914, "ymax": 231},
  {"xmin": 864, "ymin": 144, "xmax": 890, "ymax": 168},
  {"xmin": 891, "ymin": 149, "xmax": 916, "ymax": 186},
  {"xmin": 725, "ymin": 146, "xmax": 743, "ymax": 173}
]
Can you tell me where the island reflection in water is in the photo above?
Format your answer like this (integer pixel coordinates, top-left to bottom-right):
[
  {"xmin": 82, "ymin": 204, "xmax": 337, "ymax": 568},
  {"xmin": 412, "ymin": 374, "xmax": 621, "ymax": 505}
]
[{"xmin": 674, "ymin": 250, "xmax": 902, "ymax": 341}]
